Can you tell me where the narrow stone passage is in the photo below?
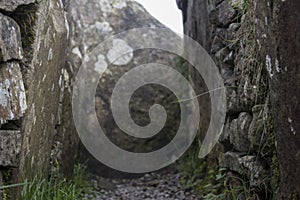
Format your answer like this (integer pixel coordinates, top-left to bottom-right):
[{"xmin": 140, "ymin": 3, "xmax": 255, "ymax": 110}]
[{"xmin": 84, "ymin": 168, "xmax": 199, "ymax": 200}]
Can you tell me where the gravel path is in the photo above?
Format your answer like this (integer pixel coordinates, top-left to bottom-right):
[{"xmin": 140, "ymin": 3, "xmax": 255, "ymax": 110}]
[{"xmin": 84, "ymin": 168, "xmax": 200, "ymax": 200}]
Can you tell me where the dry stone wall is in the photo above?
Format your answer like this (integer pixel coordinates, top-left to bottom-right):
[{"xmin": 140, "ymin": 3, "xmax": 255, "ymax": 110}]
[{"xmin": 178, "ymin": 0, "xmax": 278, "ymax": 199}]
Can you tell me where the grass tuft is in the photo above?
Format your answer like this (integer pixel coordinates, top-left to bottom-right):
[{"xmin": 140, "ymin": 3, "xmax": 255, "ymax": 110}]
[{"xmin": 0, "ymin": 164, "xmax": 89, "ymax": 200}]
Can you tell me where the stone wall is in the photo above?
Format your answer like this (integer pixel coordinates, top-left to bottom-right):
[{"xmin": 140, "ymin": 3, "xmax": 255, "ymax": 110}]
[
  {"xmin": 178, "ymin": 0, "xmax": 280, "ymax": 199},
  {"xmin": 0, "ymin": 0, "xmax": 78, "ymax": 198}
]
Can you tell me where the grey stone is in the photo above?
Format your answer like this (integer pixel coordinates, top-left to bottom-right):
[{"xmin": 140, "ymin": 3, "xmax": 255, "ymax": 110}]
[
  {"xmin": 0, "ymin": 62, "xmax": 27, "ymax": 125},
  {"xmin": 0, "ymin": 13, "xmax": 23, "ymax": 62},
  {"xmin": 221, "ymin": 152, "xmax": 268, "ymax": 187},
  {"xmin": 215, "ymin": 47, "xmax": 235, "ymax": 85},
  {"xmin": 211, "ymin": 28, "xmax": 231, "ymax": 53},
  {"xmin": 0, "ymin": 130, "xmax": 21, "ymax": 167},
  {"xmin": 238, "ymin": 156, "xmax": 269, "ymax": 187},
  {"xmin": 0, "ymin": 0, "xmax": 35, "ymax": 12},
  {"xmin": 220, "ymin": 119, "xmax": 230, "ymax": 142},
  {"xmin": 229, "ymin": 23, "xmax": 241, "ymax": 31},
  {"xmin": 229, "ymin": 112, "xmax": 252, "ymax": 152},
  {"xmin": 220, "ymin": 151, "xmax": 244, "ymax": 173},
  {"xmin": 68, "ymin": 0, "xmax": 186, "ymax": 174},
  {"xmin": 217, "ymin": 1, "xmax": 236, "ymax": 26},
  {"xmin": 248, "ymin": 105, "xmax": 266, "ymax": 147}
]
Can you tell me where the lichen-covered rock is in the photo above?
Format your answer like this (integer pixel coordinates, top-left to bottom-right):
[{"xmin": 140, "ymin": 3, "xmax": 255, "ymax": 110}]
[
  {"xmin": 0, "ymin": 0, "xmax": 35, "ymax": 12},
  {"xmin": 178, "ymin": 0, "xmax": 275, "ymax": 198},
  {"xmin": 220, "ymin": 151, "xmax": 244, "ymax": 173},
  {"xmin": 0, "ymin": 13, "xmax": 23, "ymax": 62},
  {"xmin": 238, "ymin": 155, "xmax": 269, "ymax": 187},
  {"xmin": 68, "ymin": 0, "xmax": 184, "ymax": 175},
  {"xmin": 229, "ymin": 112, "xmax": 252, "ymax": 152},
  {"xmin": 0, "ymin": 130, "xmax": 21, "ymax": 167},
  {"xmin": 221, "ymin": 152, "xmax": 269, "ymax": 187},
  {"xmin": 0, "ymin": 62, "xmax": 27, "ymax": 124}
]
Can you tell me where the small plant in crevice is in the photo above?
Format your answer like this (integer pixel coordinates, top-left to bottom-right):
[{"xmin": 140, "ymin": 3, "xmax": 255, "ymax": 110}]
[
  {"xmin": 10, "ymin": 3, "xmax": 39, "ymax": 55},
  {"xmin": 1, "ymin": 169, "xmax": 13, "ymax": 200},
  {"xmin": 176, "ymin": 143, "xmax": 226, "ymax": 198}
]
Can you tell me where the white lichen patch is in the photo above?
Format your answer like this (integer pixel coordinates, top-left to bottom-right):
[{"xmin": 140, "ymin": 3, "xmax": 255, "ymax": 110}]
[
  {"xmin": 107, "ymin": 39, "xmax": 134, "ymax": 66},
  {"xmin": 58, "ymin": 75, "xmax": 63, "ymax": 87},
  {"xmin": 94, "ymin": 54, "xmax": 108, "ymax": 74},
  {"xmin": 288, "ymin": 117, "xmax": 296, "ymax": 135},
  {"xmin": 100, "ymin": 0, "xmax": 127, "ymax": 15},
  {"xmin": 48, "ymin": 48, "xmax": 53, "ymax": 61},
  {"xmin": 19, "ymin": 79, "xmax": 27, "ymax": 114},
  {"xmin": 63, "ymin": 69, "xmax": 70, "ymax": 83},
  {"xmin": 275, "ymin": 59, "xmax": 281, "ymax": 73},
  {"xmin": 95, "ymin": 21, "xmax": 113, "ymax": 33},
  {"xmin": 0, "ymin": 63, "xmax": 27, "ymax": 123},
  {"xmin": 0, "ymin": 83, "xmax": 9, "ymax": 107},
  {"xmin": 266, "ymin": 55, "xmax": 273, "ymax": 78},
  {"xmin": 42, "ymin": 74, "xmax": 47, "ymax": 82},
  {"xmin": 64, "ymin": 12, "xmax": 70, "ymax": 39},
  {"xmin": 100, "ymin": 0, "xmax": 113, "ymax": 13},
  {"xmin": 18, "ymin": 46, "xmax": 24, "ymax": 60},
  {"xmin": 112, "ymin": 0, "xmax": 127, "ymax": 9},
  {"xmin": 72, "ymin": 47, "xmax": 83, "ymax": 59},
  {"xmin": 264, "ymin": 16, "xmax": 268, "ymax": 26}
]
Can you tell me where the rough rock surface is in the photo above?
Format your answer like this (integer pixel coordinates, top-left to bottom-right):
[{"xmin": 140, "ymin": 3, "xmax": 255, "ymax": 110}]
[
  {"xmin": 254, "ymin": 0, "xmax": 300, "ymax": 198},
  {"xmin": 178, "ymin": 0, "xmax": 275, "ymax": 198},
  {"xmin": 0, "ymin": 13, "xmax": 23, "ymax": 62},
  {"xmin": 68, "ymin": 0, "xmax": 186, "ymax": 175},
  {"xmin": 0, "ymin": 62, "xmax": 27, "ymax": 124},
  {"xmin": 0, "ymin": 0, "xmax": 35, "ymax": 12},
  {"xmin": 0, "ymin": 130, "xmax": 21, "ymax": 167},
  {"xmin": 84, "ymin": 168, "xmax": 199, "ymax": 200}
]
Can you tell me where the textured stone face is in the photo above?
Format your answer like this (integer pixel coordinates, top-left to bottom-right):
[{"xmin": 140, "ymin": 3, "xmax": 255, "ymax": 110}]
[
  {"xmin": 0, "ymin": 130, "xmax": 21, "ymax": 167},
  {"xmin": 179, "ymin": 0, "xmax": 274, "ymax": 198},
  {"xmin": 68, "ymin": 0, "xmax": 184, "ymax": 175},
  {"xmin": 17, "ymin": 0, "xmax": 69, "ymax": 178},
  {"xmin": 0, "ymin": 62, "xmax": 27, "ymax": 124},
  {"xmin": 0, "ymin": 13, "xmax": 23, "ymax": 62},
  {"xmin": 0, "ymin": 0, "xmax": 35, "ymax": 12},
  {"xmin": 229, "ymin": 112, "xmax": 252, "ymax": 152},
  {"xmin": 217, "ymin": 1, "xmax": 236, "ymax": 26}
]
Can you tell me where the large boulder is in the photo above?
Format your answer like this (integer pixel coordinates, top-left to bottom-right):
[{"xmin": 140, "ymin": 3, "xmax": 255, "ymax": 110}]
[{"xmin": 68, "ymin": 0, "xmax": 187, "ymax": 176}]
